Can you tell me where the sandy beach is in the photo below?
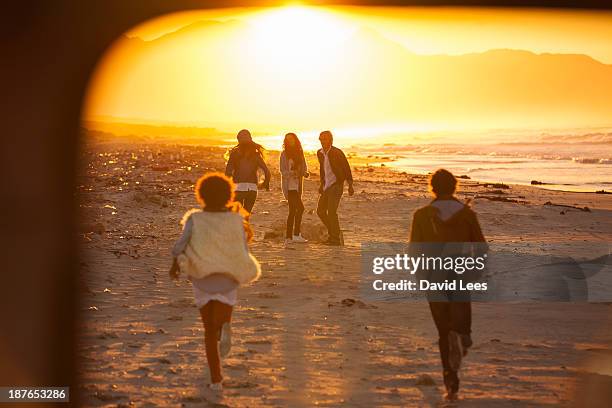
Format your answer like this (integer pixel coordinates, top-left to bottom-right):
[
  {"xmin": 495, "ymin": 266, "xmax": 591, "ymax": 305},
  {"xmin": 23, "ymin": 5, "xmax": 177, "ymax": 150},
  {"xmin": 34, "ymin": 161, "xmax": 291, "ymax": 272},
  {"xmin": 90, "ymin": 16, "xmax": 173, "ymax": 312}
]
[{"xmin": 77, "ymin": 136, "xmax": 612, "ymax": 407}]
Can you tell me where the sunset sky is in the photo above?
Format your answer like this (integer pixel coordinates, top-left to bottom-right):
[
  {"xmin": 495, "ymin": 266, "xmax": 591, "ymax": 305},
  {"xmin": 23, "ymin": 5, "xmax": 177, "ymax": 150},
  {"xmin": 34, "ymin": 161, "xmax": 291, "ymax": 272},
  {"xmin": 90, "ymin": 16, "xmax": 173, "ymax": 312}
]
[{"xmin": 84, "ymin": 6, "xmax": 612, "ymax": 143}]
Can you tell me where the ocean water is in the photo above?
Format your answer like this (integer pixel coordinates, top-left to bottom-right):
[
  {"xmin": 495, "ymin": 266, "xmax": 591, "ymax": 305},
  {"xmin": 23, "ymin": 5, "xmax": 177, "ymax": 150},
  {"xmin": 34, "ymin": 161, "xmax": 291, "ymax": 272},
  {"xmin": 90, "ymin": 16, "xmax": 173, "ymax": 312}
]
[
  {"xmin": 253, "ymin": 129, "xmax": 611, "ymax": 192},
  {"xmin": 384, "ymin": 152, "xmax": 611, "ymax": 192}
]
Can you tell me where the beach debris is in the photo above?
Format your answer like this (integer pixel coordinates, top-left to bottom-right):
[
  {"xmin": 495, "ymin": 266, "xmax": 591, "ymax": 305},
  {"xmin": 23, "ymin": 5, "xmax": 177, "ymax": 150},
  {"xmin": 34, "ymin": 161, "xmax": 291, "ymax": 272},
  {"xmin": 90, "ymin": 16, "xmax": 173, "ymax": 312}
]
[
  {"xmin": 415, "ymin": 374, "xmax": 436, "ymax": 386},
  {"xmin": 127, "ymin": 342, "xmax": 144, "ymax": 349},
  {"xmin": 88, "ymin": 306, "xmax": 99, "ymax": 311},
  {"xmin": 483, "ymin": 183, "xmax": 510, "ymax": 189},
  {"xmin": 476, "ymin": 195, "xmax": 526, "ymax": 204},
  {"xmin": 331, "ymin": 298, "xmax": 378, "ymax": 309},
  {"xmin": 341, "ymin": 298, "xmax": 358, "ymax": 307},
  {"xmin": 97, "ymin": 331, "xmax": 119, "ymax": 339},
  {"xmin": 544, "ymin": 201, "xmax": 591, "ymax": 212}
]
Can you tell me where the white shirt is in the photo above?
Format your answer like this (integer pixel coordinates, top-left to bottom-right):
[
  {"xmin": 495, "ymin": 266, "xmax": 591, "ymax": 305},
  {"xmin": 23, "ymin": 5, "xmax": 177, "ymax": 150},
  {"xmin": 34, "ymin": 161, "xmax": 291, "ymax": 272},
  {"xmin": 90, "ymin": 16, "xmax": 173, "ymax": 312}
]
[
  {"xmin": 322, "ymin": 148, "xmax": 337, "ymax": 191},
  {"xmin": 287, "ymin": 159, "xmax": 300, "ymax": 191},
  {"xmin": 235, "ymin": 182, "xmax": 258, "ymax": 191}
]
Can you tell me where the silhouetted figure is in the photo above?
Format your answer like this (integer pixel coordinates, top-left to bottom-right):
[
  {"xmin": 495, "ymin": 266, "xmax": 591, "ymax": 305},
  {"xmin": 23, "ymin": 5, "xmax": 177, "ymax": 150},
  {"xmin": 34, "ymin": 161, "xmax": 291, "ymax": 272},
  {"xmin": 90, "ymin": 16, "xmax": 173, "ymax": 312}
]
[
  {"xmin": 410, "ymin": 169, "xmax": 487, "ymax": 401},
  {"xmin": 224, "ymin": 129, "xmax": 271, "ymax": 213},
  {"xmin": 280, "ymin": 133, "xmax": 309, "ymax": 244},
  {"xmin": 316, "ymin": 131, "xmax": 354, "ymax": 246}
]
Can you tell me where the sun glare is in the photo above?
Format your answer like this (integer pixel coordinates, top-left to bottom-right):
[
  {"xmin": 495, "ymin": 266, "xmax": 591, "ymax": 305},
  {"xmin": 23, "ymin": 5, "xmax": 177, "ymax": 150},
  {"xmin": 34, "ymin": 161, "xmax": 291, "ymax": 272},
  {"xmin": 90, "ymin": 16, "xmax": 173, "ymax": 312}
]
[
  {"xmin": 245, "ymin": 6, "xmax": 354, "ymax": 74},
  {"xmin": 86, "ymin": 6, "xmax": 612, "ymax": 138}
]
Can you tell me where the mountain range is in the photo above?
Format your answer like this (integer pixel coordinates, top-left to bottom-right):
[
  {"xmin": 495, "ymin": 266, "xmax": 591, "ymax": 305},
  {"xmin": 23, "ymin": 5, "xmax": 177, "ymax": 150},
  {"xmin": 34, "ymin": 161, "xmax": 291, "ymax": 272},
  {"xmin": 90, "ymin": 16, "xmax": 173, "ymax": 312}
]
[{"xmin": 87, "ymin": 19, "xmax": 612, "ymax": 131}]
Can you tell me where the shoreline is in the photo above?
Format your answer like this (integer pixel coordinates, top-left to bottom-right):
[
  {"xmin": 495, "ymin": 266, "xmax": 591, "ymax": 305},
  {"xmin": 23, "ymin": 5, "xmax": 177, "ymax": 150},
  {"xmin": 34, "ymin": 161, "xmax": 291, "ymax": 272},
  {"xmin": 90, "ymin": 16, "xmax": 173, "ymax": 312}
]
[
  {"xmin": 371, "ymin": 158, "xmax": 611, "ymax": 195},
  {"xmin": 80, "ymin": 134, "xmax": 612, "ymax": 210},
  {"xmin": 82, "ymin": 128, "xmax": 611, "ymax": 194},
  {"xmin": 376, "ymin": 162, "xmax": 611, "ymax": 195}
]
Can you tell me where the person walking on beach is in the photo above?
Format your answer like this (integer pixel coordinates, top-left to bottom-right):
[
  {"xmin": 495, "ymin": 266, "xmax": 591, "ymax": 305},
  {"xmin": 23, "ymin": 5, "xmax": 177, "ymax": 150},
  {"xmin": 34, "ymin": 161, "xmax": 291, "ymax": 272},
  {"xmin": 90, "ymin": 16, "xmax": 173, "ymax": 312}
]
[
  {"xmin": 316, "ymin": 130, "xmax": 354, "ymax": 246},
  {"xmin": 280, "ymin": 132, "xmax": 309, "ymax": 244},
  {"xmin": 225, "ymin": 129, "xmax": 271, "ymax": 213},
  {"xmin": 169, "ymin": 172, "xmax": 261, "ymax": 392},
  {"xmin": 409, "ymin": 169, "xmax": 487, "ymax": 401}
]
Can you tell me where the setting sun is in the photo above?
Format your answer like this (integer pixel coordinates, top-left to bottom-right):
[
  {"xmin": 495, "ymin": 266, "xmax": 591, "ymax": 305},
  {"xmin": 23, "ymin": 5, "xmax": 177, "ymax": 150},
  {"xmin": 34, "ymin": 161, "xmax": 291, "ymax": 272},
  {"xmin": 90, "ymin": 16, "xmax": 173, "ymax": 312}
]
[
  {"xmin": 248, "ymin": 6, "xmax": 353, "ymax": 64},
  {"xmin": 84, "ymin": 6, "xmax": 612, "ymax": 141}
]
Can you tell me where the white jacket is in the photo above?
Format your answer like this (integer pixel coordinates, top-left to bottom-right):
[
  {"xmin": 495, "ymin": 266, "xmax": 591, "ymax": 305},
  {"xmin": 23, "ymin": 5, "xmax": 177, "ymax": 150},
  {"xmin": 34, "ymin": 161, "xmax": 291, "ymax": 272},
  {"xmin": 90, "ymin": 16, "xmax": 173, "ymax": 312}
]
[{"xmin": 177, "ymin": 210, "xmax": 261, "ymax": 284}]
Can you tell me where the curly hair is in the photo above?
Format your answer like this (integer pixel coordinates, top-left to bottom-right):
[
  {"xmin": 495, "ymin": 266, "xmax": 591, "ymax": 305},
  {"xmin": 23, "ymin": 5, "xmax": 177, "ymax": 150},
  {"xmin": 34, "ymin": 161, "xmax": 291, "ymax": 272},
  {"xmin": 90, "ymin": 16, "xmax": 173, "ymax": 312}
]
[{"xmin": 194, "ymin": 172, "xmax": 253, "ymax": 242}]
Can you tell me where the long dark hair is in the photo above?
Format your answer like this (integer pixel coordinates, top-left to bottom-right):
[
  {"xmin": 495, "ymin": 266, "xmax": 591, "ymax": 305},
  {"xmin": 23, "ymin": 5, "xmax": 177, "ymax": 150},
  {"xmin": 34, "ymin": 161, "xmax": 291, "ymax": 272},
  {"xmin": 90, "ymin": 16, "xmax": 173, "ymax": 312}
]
[
  {"xmin": 233, "ymin": 140, "xmax": 265, "ymax": 158},
  {"xmin": 224, "ymin": 129, "xmax": 266, "ymax": 163},
  {"xmin": 282, "ymin": 132, "xmax": 304, "ymax": 164}
]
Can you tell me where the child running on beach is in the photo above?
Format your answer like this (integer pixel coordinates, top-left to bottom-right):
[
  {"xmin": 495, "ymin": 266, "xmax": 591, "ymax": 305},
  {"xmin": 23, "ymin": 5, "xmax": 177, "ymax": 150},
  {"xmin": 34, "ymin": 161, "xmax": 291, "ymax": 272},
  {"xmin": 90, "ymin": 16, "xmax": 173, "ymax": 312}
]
[
  {"xmin": 410, "ymin": 169, "xmax": 487, "ymax": 401},
  {"xmin": 169, "ymin": 172, "xmax": 261, "ymax": 392}
]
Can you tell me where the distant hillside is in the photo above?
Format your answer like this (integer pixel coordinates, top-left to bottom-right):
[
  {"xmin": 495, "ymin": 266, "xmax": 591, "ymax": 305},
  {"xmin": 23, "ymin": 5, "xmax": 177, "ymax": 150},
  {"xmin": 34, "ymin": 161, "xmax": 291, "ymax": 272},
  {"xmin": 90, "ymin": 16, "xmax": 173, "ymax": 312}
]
[
  {"xmin": 87, "ymin": 19, "xmax": 612, "ymax": 131},
  {"xmin": 82, "ymin": 120, "xmax": 233, "ymax": 145}
]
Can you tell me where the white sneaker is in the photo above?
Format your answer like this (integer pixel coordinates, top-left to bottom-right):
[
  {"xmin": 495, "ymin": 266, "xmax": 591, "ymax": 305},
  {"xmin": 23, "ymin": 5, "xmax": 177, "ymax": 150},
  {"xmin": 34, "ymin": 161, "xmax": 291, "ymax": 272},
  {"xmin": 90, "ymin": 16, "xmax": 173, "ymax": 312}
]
[
  {"xmin": 208, "ymin": 382, "xmax": 223, "ymax": 392},
  {"xmin": 292, "ymin": 234, "xmax": 308, "ymax": 243},
  {"xmin": 219, "ymin": 322, "xmax": 232, "ymax": 357}
]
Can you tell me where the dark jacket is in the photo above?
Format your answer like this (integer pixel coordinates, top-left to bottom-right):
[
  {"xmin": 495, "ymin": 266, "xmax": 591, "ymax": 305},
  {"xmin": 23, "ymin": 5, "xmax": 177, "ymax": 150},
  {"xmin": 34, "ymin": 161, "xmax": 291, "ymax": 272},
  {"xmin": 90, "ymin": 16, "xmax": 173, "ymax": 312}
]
[
  {"xmin": 410, "ymin": 199, "xmax": 486, "ymax": 243},
  {"xmin": 316, "ymin": 146, "xmax": 353, "ymax": 190},
  {"xmin": 225, "ymin": 149, "xmax": 271, "ymax": 188},
  {"xmin": 410, "ymin": 198, "xmax": 488, "ymax": 288}
]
